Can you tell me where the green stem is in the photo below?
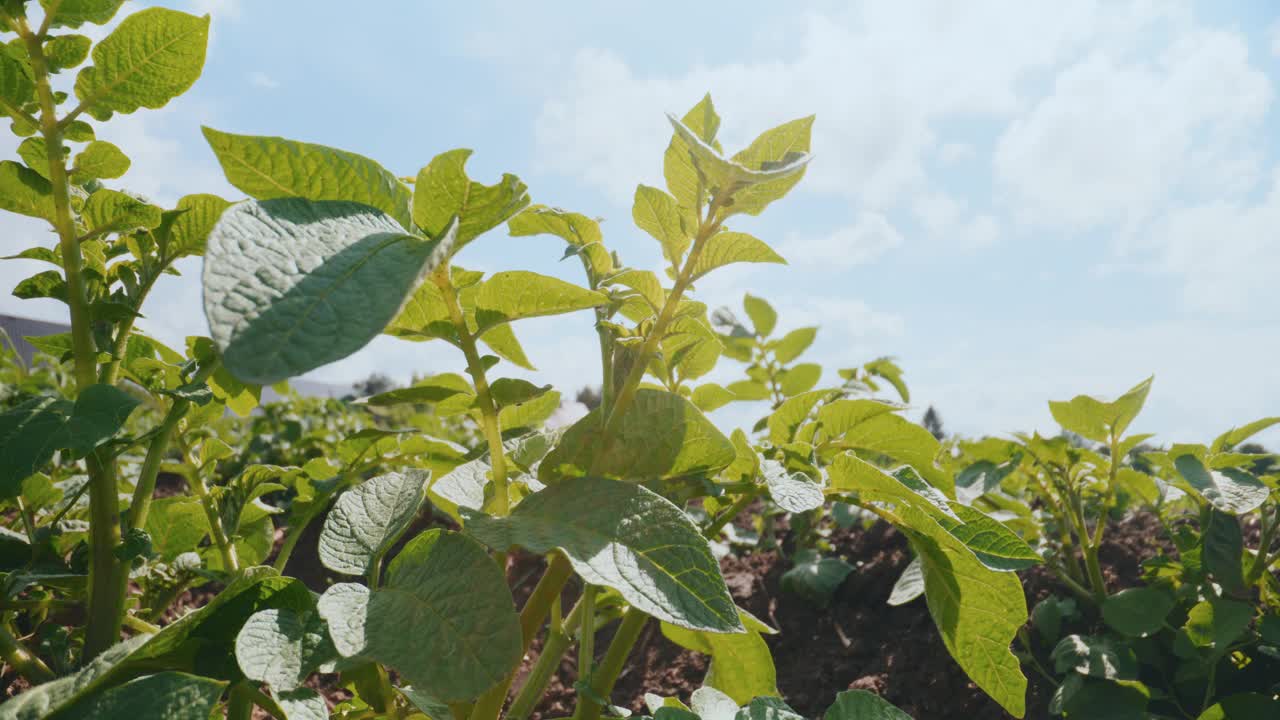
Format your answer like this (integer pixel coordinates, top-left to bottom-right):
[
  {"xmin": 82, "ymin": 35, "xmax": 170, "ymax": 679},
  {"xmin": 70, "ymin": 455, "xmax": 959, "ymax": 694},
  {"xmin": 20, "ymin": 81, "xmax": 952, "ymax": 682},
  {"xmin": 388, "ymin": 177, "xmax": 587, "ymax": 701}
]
[
  {"xmin": 1246, "ymin": 505, "xmax": 1277, "ymax": 585},
  {"xmin": 273, "ymin": 499, "xmax": 327, "ymax": 573},
  {"xmin": 508, "ymin": 624, "xmax": 573, "ymax": 720},
  {"xmin": 17, "ymin": 11, "xmax": 124, "ymax": 661},
  {"xmin": 0, "ymin": 623, "xmax": 55, "ymax": 685},
  {"xmin": 703, "ymin": 488, "xmax": 761, "ymax": 540},
  {"xmin": 125, "ymin": 361, "xmax": 219, "ymax": 532},
  {"xmin": 572, "ymin": 608, "xmax": 648, "ymax": 720},
  {"xmin": 121, "ymin": 614, "xmax": 160, "ymax": 634},
  {"xmin": 226, "ymin": 682, "xmax": 255, "ymax": 720},
  {"xmin": 1050, "ymin": 563, "xmax": 1098, "ymax": 607},
  {"xmin": 578, "ymin": 585, "xmax": 597, "ymax": 681},
  {"xmin": 187, "ymin": 462, "xmax": 238, "ymax": 574}
]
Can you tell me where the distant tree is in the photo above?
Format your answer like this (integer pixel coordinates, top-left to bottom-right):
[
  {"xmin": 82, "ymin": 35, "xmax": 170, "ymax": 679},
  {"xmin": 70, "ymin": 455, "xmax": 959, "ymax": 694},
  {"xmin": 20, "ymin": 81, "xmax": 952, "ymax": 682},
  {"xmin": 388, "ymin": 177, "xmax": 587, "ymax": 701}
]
[
  {"xmin": 351, "ymin": 372, "xmax": 397, "ymax": 399},
  {"xmin": 1239, "ymin": 442, "xmax": 1278, "ymax": 477},
  {"xmin": 922, "ymin": 406, "xmax": 945, "ymax": 440},
  {"xmin": 576, "ymin": 386, "xmax": 603, "ymax": 411}
]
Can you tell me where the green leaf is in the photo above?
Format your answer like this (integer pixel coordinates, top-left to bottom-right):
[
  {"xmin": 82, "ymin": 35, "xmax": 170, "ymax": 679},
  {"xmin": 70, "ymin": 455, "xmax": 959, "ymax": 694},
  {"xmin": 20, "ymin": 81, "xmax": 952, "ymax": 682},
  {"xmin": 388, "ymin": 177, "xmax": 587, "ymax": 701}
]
[
  {"xmin": 83, "ymin": 188, "xmax": 162, "ymax": 233},
  {"xmin": 164, "ymin": 193, "xmax": 232, "ymax": 258},
  {"xmin": 507, "ymin": 204, "xmax": 613, "ymax": 279},
  {"xmin": 1050, "ymin": 634, "xmax": 1137, "ymax": 680},
  {"xmin": 52, "ymin": 672, "xmax": 225, "ymax": 720},
  {"xmin": 771, "ymin": 327, "xmax": 817, "ymax": 364},
  {"xmin": 364, "ymin": 373, "xmax": 475, "ymax": 412},
  {"xmin": 633, "ymin": 185, "xmax": 689, "ymax": 267},
  {"xmin": 274, "ymin": 689, "xmax": 329, "ymax": 720},
  {"xmin": 690, "ymin": 231, "xmax": 785, "ymax": 280},
  {"xmin": 40, "ymin": 0, "xmax": 126, "ymax": 29},
  {"xmin": 0, "ymin": 385, "xmax": 140, "ymax": 498},
  {"xmin": 317, "ymin": 529, "xmax": 521, "ymax": 702},
  {"xmin": 1048, "ymin": 376, "xmax": 1152, "ymax": 444},
  {"xmin": 70, "ymin": 140, "xmax": 129, "ymax": 183},
  {"xmin": 413, "ymin": 148, "xmax": 529, "ymax": 253},
  {"xmin": 762, "ymin": 460, "xmax": 823, "ymax": 513},
  {"xmin": 1184, "ymin": 598, "xmax": 1252, "ymax": 654},
  {"xmin": 235, "ymin": 607, "xmax": 336, "ymax": 692},
  {"xmin": 939, "ymin": 504, "xmax": 1041, "ymax": 572},
  {"xmin": 144, "ymin": 498, "xmax": 208, "ymax": 560},
  {"xmin": 813, "ymin": 399, "xmax": 901, "ymax": 439},
  {"xmin": 1212, "ymin": 417, "xmax": 1280, "ymax": 452},
  {"xmin": 823, "ymin": 690, "xmax": 913, "ymax": 720},
  {"xmin": 735, "ymin": 697, "xmax": 804, "ymax": 720},
  {"xmin": 0, "ymin": 160, "xmax": 54, "ymax": 221},
  {"xmin": 664, "ymin": 94, "xmax": 721, "ymax": 227},
  {"xmin": 692, "ymin": 383, "xmax": 736, "ymax": 412},
  {"xmin": 202, "ymin": 198, "xmax": 453, "ymax": 384},
  {"xmin": 887, "ymin": 557, "xmax": 924, "ymax": 607},
  {"xmin": 1054, "ymin": 677, "xmax": 1148, "ymax": 720},
  {"xmin": 43, "ymin": 34, "xmax": 92, "ymax": 72},
  {"xmin": 780, "ymin": 550, "xmax": 852, "ymax": 608},
  {"xmin": 825, "ymin": 412, "xmax": 950, "ymax": 496},
  {"xmin": 1197, "ymin": 693, "xmax": 1280, "ymax": 720},
  {"xmin": 0, "ymin": 43, "xmax": 35, "ymax": 110},
  {"xmin": 862, "ymin": 358, "xmax": 909, "ymax": 403},
  {"xmin": 726, "ymin": 116, "xmax": 815, "ymax": 217},
  {"xmin": 1202, "ymin": 508, "xmax": 1246, "ymax": 593},
  {"xmin": 777, "ymin": 363, "xmax": 821, "ymax": 397},
  {"xmin": 1173, "ymin": 454, "xmax": 1269, "ymax": 515},
  {"xmin": 487, "ymin": 378, "xmax": 551, "ymax": 408},
  {"xmin": 202, "ymin": 127, "xmax": 413, "ymax": 230},
  {"xmin": 465, "ymin": 476, "xmax": 743, "ymax": 632},
  {"xmin": 742, "ymin": 293, "xmax": 776, "ymax": 337},
  {"xmin": 17, "ymin": 137, "xmax": 54, "ymax": 180},
  {"xmin": 1102, "ymin": 588, "xmax": 1175, "ymax": 637},
  {"xmin": 499, "ymin": 387, "xmax": 561, "ymax": 431},
  {"xmin": 473, "ymin": 271, "xmax": 607, "ymax": 333},
  {"xmin": 539, "ymin": 388, "xmax": 734, "ymax": 482},
  {"xmin": 662, "ymin": 608, "xmax": 779, "ymax": 704},
  {"xmin": 73, "ymin": 8, "xmax": 209, "ymax": 117},
  {"xmin": 767, "ymin": 390, "xmax": 830, "ymax": 445},
  {"xmin": 907, "ymin": 506, "xmax": 1028, "ymax": 718},
  {"xmin": 319, "ymin": 470, "xmax": 428, "ymax": 577}
]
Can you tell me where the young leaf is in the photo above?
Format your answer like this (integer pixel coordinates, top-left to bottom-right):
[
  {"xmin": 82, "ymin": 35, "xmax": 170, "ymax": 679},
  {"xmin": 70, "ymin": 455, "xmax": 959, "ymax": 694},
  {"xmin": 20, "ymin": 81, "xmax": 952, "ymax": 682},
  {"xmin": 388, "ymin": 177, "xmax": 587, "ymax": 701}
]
[
  {"xmin": 83, "ymin": 188, "xmax": 162, "ymax": 233},
  {"xmin": 823, "ymin": 690, "xmax": 914, "ymax": 720},
  {"xmin": 777, "ymin": 363, "xmax": 821, "ymax": 396},
  {"xmin": 727, "ymin": 116, "xmax": 815, "ymax": 217},
  {"xmin": 472, "ymin": 271, "xmax": 607, "ymax": 333},
  {"xmin": 666, "ymin": 114, "xmax": 811, "ymax": 199},
  {"xmin": 317, "ymin": 529, "xmax": 522, "ymax": 701},
  {"xmin": 1101, "ymin": 588, "xmax": 1174, "ymax": 638},
  {"xmin": 319, "ymin": 470, "xmax": 429, "ymax": 577},
  {"xmin": 235, "ymin": 608, "xmax": 337, "ymax": 692},
  {"xmin": 69, "ymin": 140, "xmax": 130, "ymax": 183},
  {"xmin": 690, "ymin": 233, "xmax": 784, "ymax": 283},
  {"xmin": 1048, "ymin": 376, "xmax": 1153, "ymax": 444},
  {"xmin": 202, "ymin": 127, "xmax": 413, "ymax": 230},
  {"xmin": 772, "ymin": 326, "xmax": 817, "ymax": 364},
  {"xmin": 508, "ymin": 204, "xmax": 613, "ymax": 279},
  {"xmin": 887, "ymin": 557, "xmax": 924, "ymax": 606},
  {"xmin": 73, "ymin": 8, "xmax": 210, "ymax": 118},
  {"xmin": 742, "ymin": 293, "xmax": 777, "ymax": 337},
  {"xmin": 1211, "ymin": 416, "xmax": 1280, "ymax": 452},
  {"xmin": 633, "ymin": 185, "xmax": 690, "ymax": 267},
  {"xmin": 762, "ymin": 460, "xmax": 824, "ymax": 513},
  {"xmin": 0, "ymin": 43, "xmax": 36, "ymax": 110},
  {"xmin": 692, "ymin": 383, "xmax": 736, "ymax": 412},
  {"xmin": 202, "ymin": 198, "xmax": 454, "ymax": 384},
  {"xmin": 780, "ymin": 550, "xmax": 853, "ymax": 608},
  {"xmin": 1172, "ymin": 454, "xmax": 1269, "ymax": 515},
  {"xmin": 164, "ymin": 193, "xmax": 232, "ymax": 258},
  {"xmin": 43, "ymin": 34, "xmax": 93, "ymax": 72},
  {"xmin": 465, "ymin": 476, "xmax": 743, "ymax": 632},
  {"xmin": 539, "ymin": 388, "xmax": 735, "ymax": 482},
  {"xmin": 1050, "ymin": 635, "xmax": 1137, "ymax": 681},
  {"xmin": 664, "ymin": 94, "xmax": 721, "ymax": 225},
  {"xmin": 0, "ymin": 161, "xmax": 55, "ymax": 221},
  {"xmin": 662, "ymin": 608, "xmax": 779, "ymax": 704},
  {"xmin": 40, "ymin": 0, "xmax": 127, "ymax": 29},
  {"xmin": 413, "ymin": 148, "xmax": 529, "ymax": 253}
]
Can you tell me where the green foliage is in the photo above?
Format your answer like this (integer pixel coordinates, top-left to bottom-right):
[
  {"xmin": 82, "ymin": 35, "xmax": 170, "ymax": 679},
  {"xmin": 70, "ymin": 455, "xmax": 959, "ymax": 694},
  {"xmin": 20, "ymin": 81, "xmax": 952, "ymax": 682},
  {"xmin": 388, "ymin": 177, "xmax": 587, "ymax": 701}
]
[{"xmin": 73, "ymin": 8, "xmax": 209, "ymax": 119}]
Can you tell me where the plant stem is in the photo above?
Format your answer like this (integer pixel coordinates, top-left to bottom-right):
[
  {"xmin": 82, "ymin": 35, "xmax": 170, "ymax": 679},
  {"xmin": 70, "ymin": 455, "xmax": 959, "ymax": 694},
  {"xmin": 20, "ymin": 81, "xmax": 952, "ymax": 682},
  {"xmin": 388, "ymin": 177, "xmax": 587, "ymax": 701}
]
[
  {"xmin": 571, "ymin": 608, "xmax": 648, "ymax": 720},
  {"xmin": 126, "ymin": 361, "xmax": 220, "ymax": 532},
  {"xmin": 273, "ymin": 499, "xmax": 327, "ymax": 573},
  {"xmin": 1246, "ymin": 505, "xmax": 1277, "ymax": 585},
  {"xmin": 703, "ymin": 487, "xmax": 761, "ymax": 539},
  {"xmin": 188, "ymin": 462, "xmax": 239, "ymax": 574},
  {"xmin": 0, "ymin": 623, "xmax": 55, "ymax": 685},
  {"xmin": 16, "ymin": 11, "xmax": 125, "ymax": 661},
  {"xmin": 508, "ymin": 624, "xmax": 572, "ymax": 720},
  {"xmin": 121, "ymin": 614, "xmax": 160, "ymax": 634},
  {"xmin": 578, "ymin": 585, "xmax": 597, "ymax": 681},
  {"xmin": 226, "ymin": 682, "xmax": 255, "ymax": 720}
]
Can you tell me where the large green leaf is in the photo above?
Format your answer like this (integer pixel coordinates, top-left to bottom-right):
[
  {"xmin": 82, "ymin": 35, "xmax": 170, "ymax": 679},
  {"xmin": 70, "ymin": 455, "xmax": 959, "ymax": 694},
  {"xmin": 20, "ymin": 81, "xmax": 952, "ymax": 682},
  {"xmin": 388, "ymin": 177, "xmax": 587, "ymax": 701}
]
[
  {"xmin": 1048, "ymin": 377, "xmax": 1152, "ymax": 444},
  {"xmin": 690, "ymin": 231, "xmax": 785, "ymax": 280},
  {"xmin": 539, "ymin": 389, "xmax": 734, "ymax": 482},
  {"xmin": 412, "ymin": 148, "xmax": 529, "ymax": 253},
  {"xmin": 473, "ymin": 271, "xmax": 607, "ymax": 333},
  {"xmin": 319, "ymin": 470, "xmax": 428, "ymax": 577},
  {"xmin": 662, "ymin": 608, "xmax": 779, "ymax": 704},
  {"xmin": 202, "ymin": 198, "xmax": 453, "ymax": 384},
  {"xmin": 633, "ymin": 185, "xmax": 689, "ymax": 267},
  {"xmin": 235, "ymin": 607, "xmax": 336, "ymax": 692},
  {"xmin": 938, "ymin": 504, "xmax": 1041, "ymax": 572},
  {"xmin": 317, "ymin": 530, "xmax": 521, "ymax": 702},
  {"xmin": 824, "ymin": 412, "xmax": 950, "ymax": 496},
  {"xmin": 0, "ymin": 384, "xmax": 140, "ymax": 498},
  {"xmin": 466, "ymin": 476, "xmax": 742, "ymax": 632},
  {"xmin": 814, "ymin": 399, "xmax": 901, "ymax": 439},
  {"xmin": 73, "ymin": 8, "xmax": 209, "ymax": 118},
  {"xmin": 823, "ymin": 690, "xmax": 914, "ymax": 720},
  {"xmin": 907, "ymin": 506, "xmax": 1028, "ymax": 718},
  {"xmin": 202, "ymin": 127, "xmax": 413, "ymax": 230},
  {"xmin": 50, "ymin": 672, "xmax": 225, "ymax": 720},
  {"xmin": 40, "ymin": 0, "xmax": 126, "ymax": 29},
  {"xmin": 0, "ymin": 160, "xmax": 54, "ymax": 221},
  {"xmin": 1172, "ymin": 455, "xmax": 1269, "ymax": 515}
]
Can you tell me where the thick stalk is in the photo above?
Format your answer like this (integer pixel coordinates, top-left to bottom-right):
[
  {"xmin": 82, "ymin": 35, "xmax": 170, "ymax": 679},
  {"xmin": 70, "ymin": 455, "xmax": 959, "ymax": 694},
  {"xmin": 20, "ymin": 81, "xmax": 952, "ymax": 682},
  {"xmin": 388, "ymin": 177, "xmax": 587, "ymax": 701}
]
[
  {"xmin": 0, "ymin": 623, "xmax": 55, "ymax": 685},
  {"xmin": 509, "ymin": 598, "xmax": 586, "ymax": 720},
  {"xmin": 126, "ymin": 362, "xmax": 219, "ymax": 531},
  {"xmin": 578, "ymin": 585, "xmax": 597, "ymax": 682},
  {"xmin": 226, "ymin": 682, "xmax": 255, "ymax": 720},
  {"xmin": 17, "ymin": 13, "xmax": 124, "ymax": 660},
  {"xmin": 572, "ymin": 608, "xmax": 648, "ymax": 720}
]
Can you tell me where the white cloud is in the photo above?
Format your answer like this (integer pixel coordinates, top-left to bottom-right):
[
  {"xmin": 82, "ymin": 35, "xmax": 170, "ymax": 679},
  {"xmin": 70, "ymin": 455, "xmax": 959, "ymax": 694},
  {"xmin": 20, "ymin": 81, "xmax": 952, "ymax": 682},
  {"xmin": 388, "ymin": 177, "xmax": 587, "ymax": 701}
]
[
  {"xmin": 912, "ymin": 191, "xmax": 1001, "ymax": 249},
  {"xmin": 778, "ymin": 213, "xmax": 903, "ymax": 270},
  {"xmin": 937, "ymin": 142, "xmax": 976, "ymax": 165},
  {"xmin": 248, "ymin": 71, "xmax": 279, "ymax": 90}
]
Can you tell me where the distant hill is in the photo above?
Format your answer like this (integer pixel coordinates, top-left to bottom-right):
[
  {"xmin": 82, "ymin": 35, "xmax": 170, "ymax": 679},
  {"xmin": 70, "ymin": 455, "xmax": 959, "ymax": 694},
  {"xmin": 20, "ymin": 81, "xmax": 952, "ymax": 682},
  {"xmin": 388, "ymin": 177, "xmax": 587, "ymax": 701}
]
[{"xmin": 0, "ymin": 313, "xmax": 349, "ymax": 401}]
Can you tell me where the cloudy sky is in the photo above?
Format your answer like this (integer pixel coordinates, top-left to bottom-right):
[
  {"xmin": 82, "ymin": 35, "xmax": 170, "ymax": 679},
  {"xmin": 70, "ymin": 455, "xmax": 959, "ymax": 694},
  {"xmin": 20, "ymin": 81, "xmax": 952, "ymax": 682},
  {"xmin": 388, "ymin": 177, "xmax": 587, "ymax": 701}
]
[{"xmin": 2, "ymin": 0, "xmax": 1277, "ymax": 447}]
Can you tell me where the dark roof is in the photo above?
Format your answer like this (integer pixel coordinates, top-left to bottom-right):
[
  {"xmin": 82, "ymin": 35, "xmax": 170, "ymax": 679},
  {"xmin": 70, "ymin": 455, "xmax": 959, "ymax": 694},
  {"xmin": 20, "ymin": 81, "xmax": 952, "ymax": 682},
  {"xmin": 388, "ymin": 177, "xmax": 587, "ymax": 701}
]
[{"xmin": 0, "ymin": 313, "xmax": 349, "ymax": 399}]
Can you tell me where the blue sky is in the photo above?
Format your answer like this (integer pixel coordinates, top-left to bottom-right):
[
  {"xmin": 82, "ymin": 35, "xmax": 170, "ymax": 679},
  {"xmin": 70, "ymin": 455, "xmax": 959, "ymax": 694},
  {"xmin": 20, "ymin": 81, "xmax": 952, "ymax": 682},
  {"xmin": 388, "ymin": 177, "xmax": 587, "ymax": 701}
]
[{"xmin": 2, "ymin": 0, "xmax": 1277, "ymax": 447}]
